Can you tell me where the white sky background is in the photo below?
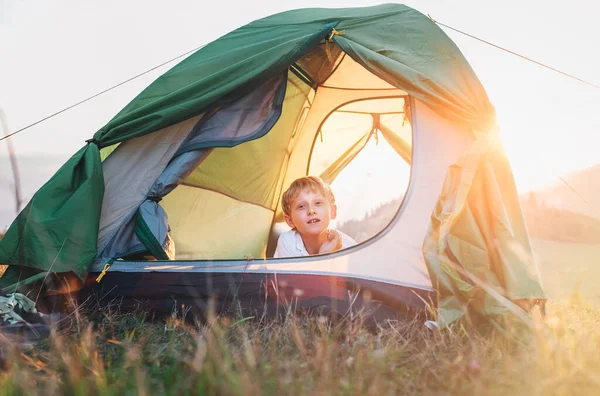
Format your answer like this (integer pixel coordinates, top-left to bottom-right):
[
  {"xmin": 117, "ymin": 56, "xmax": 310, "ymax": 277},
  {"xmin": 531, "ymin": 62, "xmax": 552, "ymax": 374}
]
[{"xmin": 0, "ymin": 0, "xmax": 599, "ymax": 224}]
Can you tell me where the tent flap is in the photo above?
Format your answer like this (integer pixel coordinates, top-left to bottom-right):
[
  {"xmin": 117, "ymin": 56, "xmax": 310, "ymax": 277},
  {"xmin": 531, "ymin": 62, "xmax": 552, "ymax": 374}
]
[
  {"xmin": 95, "ymin": 22, "xmax": 339, "ymax": 146},
  {"xmin": 0, "ymin": 144, "xmax": 104, "ymax": 289},
  {"xmin": 423, "ymin": 133, "xmax": 545, "ymax": 328},
  {"xmin": 100, "ymin": 149, "xmax": 211, "ymax": 262},
  {"xmin": 134, "ymin": 202, "xmax": 172, "ymax": 261},
  {"xmin": 174, "ymin": 72, "xmax": 288, "ymax": 155}
]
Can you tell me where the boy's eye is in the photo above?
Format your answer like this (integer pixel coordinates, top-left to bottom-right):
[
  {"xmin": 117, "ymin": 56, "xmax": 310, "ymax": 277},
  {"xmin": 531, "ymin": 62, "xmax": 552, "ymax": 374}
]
[
  {"xmin": 297, "ymin": 205, "xmax": 305, "ymax": 210},
  {"xmin": 316, "ymin": 201, "xmax": 323, "ymax": 205}
]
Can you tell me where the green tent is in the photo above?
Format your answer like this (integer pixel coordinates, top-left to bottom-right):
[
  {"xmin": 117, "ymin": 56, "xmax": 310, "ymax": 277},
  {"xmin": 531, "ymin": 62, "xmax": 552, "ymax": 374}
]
[{"xmin": 0, "ymin": 4, "xmax": 544, "ymax": 326}]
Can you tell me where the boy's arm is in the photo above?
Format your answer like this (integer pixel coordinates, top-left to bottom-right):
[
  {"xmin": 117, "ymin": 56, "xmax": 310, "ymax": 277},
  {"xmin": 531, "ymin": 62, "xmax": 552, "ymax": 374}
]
[{"xmin": 318, "ymin": 230, "xmax": 342, "ymax": 254}]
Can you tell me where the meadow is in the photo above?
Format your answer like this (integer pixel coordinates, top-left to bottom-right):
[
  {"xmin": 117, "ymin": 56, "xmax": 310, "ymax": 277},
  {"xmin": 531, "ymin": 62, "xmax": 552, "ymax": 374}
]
[
  {"xmin": 0, "ymin": 294, "xmax": 599, "ymax": 395},
  {"xmin": 0, "ymin": 238, "xmax": 596, "ymax": 395}
]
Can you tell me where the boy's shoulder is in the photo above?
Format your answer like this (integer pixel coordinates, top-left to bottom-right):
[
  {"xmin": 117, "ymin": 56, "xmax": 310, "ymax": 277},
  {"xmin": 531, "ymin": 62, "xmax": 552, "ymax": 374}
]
[
  {"xmin": 283, "ymin": 228, "xmax": 356, "ymax": 246},
  {"xmin": 274, "ymin": 229, "xmax": 308, "ymax": 257},
  {"xmin": 277, "ymin": 228, "xmax": 357, "ymax": 251},
  {"xmin": 279, "ymin": 229, "xmax": 300, "ymax": 241},
  {"xmin": 277, "ymin": 230, "xmax": 304, "ymax": 247}
]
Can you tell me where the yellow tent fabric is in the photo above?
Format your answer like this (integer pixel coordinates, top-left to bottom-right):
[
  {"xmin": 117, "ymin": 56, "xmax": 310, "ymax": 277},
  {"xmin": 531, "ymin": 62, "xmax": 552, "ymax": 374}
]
[
  {"xmin": 182, "ymin": 72, "xmax": 312, "ymax": 211},
  {"xmin": 162, "ymin": 186, "xmax": 272, "ymax": 259}
]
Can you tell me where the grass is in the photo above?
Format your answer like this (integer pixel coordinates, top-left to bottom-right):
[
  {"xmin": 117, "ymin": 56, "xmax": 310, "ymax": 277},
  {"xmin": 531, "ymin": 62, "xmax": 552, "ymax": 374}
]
[
  {"xmin": 532, "ymin": 238, "xmax": 600, "ymax": 299},
  {"xmin": 1, "ymin": 235, "xmax": 599, "ymax": 394},
  {"xmin": 0, "ymin": 295, "xmax": 598, "ymax": 395}
]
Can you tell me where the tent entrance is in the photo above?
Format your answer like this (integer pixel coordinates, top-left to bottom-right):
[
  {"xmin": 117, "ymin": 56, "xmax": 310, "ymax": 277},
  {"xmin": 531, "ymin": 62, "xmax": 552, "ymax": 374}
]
[
  {"xmin": 96, "ymin": 42, "xmax": 413, "ymax": 263},
  {"xmin": 309, "ymin": 96, "xmax": 412, "ymax": 245},
  {"xmin": 158, "ymin": 47, "xmax": 413, "ymax": 261}
]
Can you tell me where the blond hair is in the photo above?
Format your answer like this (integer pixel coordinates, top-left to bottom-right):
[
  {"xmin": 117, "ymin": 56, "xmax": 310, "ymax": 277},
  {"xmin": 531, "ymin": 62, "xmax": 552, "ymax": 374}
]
[{"xmin": 281, "ymin": 176, "xmax": 335, "ymax": 216}]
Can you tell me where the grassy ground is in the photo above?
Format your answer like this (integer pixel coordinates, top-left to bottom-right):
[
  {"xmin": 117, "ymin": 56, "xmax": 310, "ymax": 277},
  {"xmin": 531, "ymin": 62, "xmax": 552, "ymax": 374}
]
[
  {"xmin": 532, "ymin": 238, "xmax": 600, "ymax": 299},
  {"xmin": 0, "ymin": 237, "xmax": 598, "ymax": 394},
  {"xmin": 0, "ymin": 296, "xmax": 598, "ymax": 395}
]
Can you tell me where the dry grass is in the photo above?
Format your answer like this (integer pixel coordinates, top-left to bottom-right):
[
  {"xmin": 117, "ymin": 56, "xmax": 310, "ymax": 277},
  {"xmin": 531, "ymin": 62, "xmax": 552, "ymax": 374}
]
[
  {"xmin": 532, "ymin": 238, "xmax": 600, "ymax": 299},
  {"xmin": 0, "ymin": 295, "xmax": 597, "ymax": 395}
]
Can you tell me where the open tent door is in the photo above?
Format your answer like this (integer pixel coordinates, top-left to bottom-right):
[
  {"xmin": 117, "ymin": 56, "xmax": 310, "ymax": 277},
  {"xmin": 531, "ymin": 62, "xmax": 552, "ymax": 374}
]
[
  {"xmin": 160, "ymin": 71, "xmax": 313, "ymax": 260},
  {"xmin": 146, "ymin": 43, "xmax": 414, "ymax": 261}
]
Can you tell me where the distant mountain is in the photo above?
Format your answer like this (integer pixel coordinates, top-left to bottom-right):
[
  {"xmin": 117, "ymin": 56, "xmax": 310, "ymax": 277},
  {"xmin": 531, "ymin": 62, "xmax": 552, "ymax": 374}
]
[
  {"xmin": 338, "ymin": 198, "xmax": 402, "ymax": 243},
  {"xmin": 518, "ymin": 163, "xmax": 600, "ymax": 243},
  {"xmin": 521, "ymin": 163, "xmax": 600, "ymax": 219},
  {"xmin": 522, "ymin": 206, "xmax": 600, "ymax": 243}
]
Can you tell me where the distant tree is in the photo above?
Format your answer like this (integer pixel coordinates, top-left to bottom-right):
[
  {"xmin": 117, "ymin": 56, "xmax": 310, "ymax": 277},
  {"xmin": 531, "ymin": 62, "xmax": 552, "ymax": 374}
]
[{"xmin": 338, "ymin": 197, "xmax": 404, "ymax": 243}]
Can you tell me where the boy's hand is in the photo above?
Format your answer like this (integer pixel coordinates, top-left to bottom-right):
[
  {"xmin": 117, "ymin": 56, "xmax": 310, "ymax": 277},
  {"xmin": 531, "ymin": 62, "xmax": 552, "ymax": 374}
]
[{"xmin": 319, "ymin": 230, "xmax": 342, "ymax": 254}]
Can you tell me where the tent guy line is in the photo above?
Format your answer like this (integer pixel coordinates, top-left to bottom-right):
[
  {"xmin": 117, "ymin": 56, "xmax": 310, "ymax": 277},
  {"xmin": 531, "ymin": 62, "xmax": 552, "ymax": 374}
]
[
  {"xmin": 1, "ymin": 18, "xmax": 596, "ymax": 146},
  {"xmin": 429, "ymin": 15, "xmax": 600, "ymax": 89},
  {"xmin": 558, "ymin": 177, "xmax": 600, "ymax": 218},
  {"xmin": 0, "ymin": 44, "xmax": 207, "ymax": 144}
]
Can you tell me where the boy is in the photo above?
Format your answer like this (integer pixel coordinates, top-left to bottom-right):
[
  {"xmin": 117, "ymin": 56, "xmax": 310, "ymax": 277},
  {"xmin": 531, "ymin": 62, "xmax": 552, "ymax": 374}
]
[{"xmin": 273, "ymin": 176, "xmax": 356, "ymax": 258}]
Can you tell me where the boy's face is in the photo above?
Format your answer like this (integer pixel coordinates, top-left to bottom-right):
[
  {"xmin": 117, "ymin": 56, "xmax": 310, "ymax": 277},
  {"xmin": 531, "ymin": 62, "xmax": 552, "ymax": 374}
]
[{"xmin": 284, "ymin": 189, "xmax": 337, "ymax": 238}]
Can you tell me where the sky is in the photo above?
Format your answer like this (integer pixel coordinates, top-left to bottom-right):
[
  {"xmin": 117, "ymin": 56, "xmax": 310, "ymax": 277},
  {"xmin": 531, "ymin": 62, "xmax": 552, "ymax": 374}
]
[{"xmin": 0, "ymin": 0, "xmax": 599, "ymax": 225}]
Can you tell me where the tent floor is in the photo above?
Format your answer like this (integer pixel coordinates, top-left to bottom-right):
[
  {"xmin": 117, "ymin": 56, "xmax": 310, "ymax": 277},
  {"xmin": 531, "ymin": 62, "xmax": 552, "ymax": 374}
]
[{"xmin": 72, "ymin": 271, "xmax": 434, "ymax": 324}]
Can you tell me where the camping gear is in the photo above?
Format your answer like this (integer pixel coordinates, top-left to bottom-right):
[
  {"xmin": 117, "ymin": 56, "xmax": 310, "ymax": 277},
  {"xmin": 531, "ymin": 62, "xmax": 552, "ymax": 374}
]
[
  {"xmin": 0, "ymin": 4, "xmax": 545, "ymax": 326},
  {"xmin": 0, "ymin": 293, "xmax": 67, "ymax": 345}
]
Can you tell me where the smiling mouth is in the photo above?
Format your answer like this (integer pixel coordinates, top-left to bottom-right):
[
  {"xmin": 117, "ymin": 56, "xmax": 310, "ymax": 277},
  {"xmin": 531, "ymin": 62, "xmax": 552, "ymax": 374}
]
[{"xmin": 307, "ymin": 219, "xmax": 320, "ymax": 224}]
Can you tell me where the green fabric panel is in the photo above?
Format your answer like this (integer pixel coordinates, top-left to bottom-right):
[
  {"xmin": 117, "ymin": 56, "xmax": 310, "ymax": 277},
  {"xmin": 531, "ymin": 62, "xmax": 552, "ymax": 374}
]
[
  {"xmin": 94, "ymin": 22, "xmax": 337, "ymax": 147},
  {"xmin": 0, "ymin": 144, "xmax": 104, "ymax": 287},
  {"xmin": 422, "ymin": 137, "xmax": 545, "ymax": 328},
  {"xmin": 250, "ymin": 5, "xmax": 419, "ymax": 26},
  {"xmin": 183, "ymin": 73, "xmax": 311, "ymax": 210},
  {"xmin": 95, "ymin": 4, "xmax": 493, "ymax": 147},
  {"xmin": 332, "ymin": 9, "xmax": 495, "ymax": 133},
  {"xmin": 0, "ymin": 266, "xmax": 49, "ymax": 294}
]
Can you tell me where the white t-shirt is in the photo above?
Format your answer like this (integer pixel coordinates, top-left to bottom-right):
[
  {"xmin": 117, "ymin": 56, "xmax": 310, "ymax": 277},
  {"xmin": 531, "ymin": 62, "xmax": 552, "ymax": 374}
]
[{"xmin": 273, "ymin": 229, "xmax": 357, "ymax": 258}]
